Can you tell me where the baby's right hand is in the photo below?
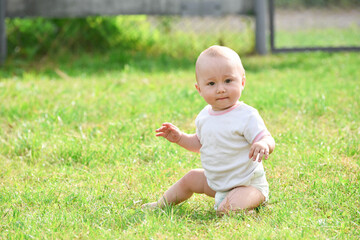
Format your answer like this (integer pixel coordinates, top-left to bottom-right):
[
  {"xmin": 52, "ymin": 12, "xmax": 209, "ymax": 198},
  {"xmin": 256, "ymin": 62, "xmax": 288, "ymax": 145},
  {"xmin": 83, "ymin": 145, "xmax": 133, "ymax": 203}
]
[{"xmin": 155, "ymin": 123, "xmax": 182, "ymax": 143}]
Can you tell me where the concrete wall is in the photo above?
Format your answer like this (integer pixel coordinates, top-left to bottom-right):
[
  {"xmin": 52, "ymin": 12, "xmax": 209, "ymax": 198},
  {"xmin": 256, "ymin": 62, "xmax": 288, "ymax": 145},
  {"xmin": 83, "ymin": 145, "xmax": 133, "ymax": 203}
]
[{"xmin": 6, "ymin": 0, "xmax": 254, "ymax": 18}]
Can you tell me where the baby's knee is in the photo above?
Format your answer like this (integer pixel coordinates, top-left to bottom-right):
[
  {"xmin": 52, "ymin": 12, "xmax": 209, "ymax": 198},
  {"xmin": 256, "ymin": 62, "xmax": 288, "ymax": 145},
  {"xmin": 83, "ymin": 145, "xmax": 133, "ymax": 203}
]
[
  {"xmin": 181, "ymin": 169, "xmax": 200, "ymax": 185},
  {"xmin": 216, "ymin": 186, "xmax": 265, "ymax": 214},
  {"xmin": 216, "ymin": 199, "xmax": 255, "ymax": 215},
  {"xmin": 180, "ymin": 169, "xmax": 205, "ymax": 191}
]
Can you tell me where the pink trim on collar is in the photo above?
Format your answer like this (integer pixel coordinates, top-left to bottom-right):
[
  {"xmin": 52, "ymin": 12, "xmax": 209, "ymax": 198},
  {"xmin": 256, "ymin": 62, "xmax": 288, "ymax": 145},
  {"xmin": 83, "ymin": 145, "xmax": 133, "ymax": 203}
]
[{"xmin": 208, "ymin": 102, "xmax": 242, "ymax": 116}]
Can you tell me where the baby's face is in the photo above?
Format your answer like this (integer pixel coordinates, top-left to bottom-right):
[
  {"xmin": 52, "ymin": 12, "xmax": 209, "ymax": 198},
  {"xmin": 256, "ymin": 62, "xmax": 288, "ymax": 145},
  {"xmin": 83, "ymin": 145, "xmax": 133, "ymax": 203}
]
[{"xmin": 195, "ymin": 55, "xmax": 245, "ymax": 111}]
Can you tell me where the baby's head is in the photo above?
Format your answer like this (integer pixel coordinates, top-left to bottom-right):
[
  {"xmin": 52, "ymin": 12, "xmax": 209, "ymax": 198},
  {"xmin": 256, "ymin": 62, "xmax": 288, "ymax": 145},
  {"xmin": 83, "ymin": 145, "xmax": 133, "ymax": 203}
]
[
  {"xmin": 196, "ymin": 45, "xmax": 246, "ymax": 83},
  {"xmin": 195, "ymin": 45, "xmax": 246, "ymax": 111}
]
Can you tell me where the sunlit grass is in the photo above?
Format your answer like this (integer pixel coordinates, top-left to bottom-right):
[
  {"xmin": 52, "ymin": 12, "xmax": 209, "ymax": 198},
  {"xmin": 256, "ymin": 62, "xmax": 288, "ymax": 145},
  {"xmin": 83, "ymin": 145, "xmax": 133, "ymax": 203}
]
[
  {"xmin": 276, "ymin": 26, "xmax": 360, "ymax": 48},
  {"xmin": 0, "ymin": 51, "xmax": 359, "ymax": 238}
]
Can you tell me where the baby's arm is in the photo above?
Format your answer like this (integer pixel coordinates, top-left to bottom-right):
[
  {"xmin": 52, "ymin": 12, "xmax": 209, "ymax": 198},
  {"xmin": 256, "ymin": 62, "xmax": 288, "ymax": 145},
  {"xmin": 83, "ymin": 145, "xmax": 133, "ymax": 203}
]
[
  {"xmin": 156, "ymin": 122, "xmax": 201, "ymax": 153},
  {"xmin": 249, "ymin": 134, "xmax": 275, "ymax": 162}
]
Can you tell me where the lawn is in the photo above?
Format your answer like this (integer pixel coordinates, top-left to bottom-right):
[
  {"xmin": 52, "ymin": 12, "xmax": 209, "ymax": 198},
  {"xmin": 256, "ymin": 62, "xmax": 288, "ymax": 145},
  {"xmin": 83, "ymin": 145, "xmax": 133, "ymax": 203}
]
[
  {"xmin": 0, "ymin": 49, "xmax": 359, "ymax": 239},
  {"xmin": 276, "ymin": 26, "xmax": 360, "ymax": 48}
]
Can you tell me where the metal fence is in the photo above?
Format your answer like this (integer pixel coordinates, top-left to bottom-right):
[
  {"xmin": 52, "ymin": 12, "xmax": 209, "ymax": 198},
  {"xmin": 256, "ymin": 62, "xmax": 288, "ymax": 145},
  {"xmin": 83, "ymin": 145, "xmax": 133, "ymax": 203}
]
[{"xmin": 3, "ymin": 0, "xmax": 358, "ymax": 63}]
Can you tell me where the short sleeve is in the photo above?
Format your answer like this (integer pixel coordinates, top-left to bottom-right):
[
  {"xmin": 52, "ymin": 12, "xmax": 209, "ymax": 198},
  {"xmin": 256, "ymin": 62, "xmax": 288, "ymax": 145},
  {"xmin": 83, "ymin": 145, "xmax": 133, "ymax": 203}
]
[
  {"xmin": 243, "ymin": 110, "xmax": 268, "ymax": 144},
  {"xmin": 195, "ymin": 105, "xmax": 210, "ymax": 142},
  {"xmin": 195, "ymin": 115, "xmax": 201, "ymax": 140}
]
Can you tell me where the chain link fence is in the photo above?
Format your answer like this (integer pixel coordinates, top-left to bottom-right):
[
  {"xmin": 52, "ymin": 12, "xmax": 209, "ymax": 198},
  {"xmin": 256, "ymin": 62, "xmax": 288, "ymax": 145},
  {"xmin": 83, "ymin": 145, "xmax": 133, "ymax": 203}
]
[
  {"xmin": 271, "ymin": 0, "xmax": 360, "ymax": 52},
  {"xmin": 145, "ymin": 15, "xmax": 255, "ymax": 57}
]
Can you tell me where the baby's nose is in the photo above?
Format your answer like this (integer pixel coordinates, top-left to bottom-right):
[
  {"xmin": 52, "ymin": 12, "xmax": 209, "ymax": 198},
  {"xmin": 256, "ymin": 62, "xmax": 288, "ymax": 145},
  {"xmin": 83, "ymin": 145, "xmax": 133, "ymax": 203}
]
[{"xmin": 217, "ymin": 85, "xmax": 226, "ymax": 93}]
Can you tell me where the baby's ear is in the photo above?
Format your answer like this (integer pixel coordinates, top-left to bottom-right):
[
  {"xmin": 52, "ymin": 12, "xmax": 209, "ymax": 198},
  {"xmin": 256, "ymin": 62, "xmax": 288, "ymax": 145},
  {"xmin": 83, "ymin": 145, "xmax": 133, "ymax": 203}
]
[
  {"xmin": 242, "ymin": 75, "xmax": 246, "ymax": 88},
  {"xmin": 195, "ymin": 83, "xmax": 201, "ymax": 93}
]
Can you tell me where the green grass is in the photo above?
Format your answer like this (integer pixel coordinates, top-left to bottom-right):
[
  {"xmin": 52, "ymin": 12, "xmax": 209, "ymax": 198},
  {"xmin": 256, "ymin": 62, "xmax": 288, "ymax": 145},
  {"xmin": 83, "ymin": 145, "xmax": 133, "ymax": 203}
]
[
  {"xmin": 0, "ymin": 49, "xmax": 359, "ymax": 239},
  {"xmin": 276, "ymin": 26, "xmax": 360, "ymax": 48}
]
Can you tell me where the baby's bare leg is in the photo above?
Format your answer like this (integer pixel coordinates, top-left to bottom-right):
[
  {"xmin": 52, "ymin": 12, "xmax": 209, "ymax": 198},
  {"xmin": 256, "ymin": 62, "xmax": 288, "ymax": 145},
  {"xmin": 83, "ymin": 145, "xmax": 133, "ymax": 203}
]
[
  {"xmin": 143, "ymin": 169, "xmax": 215, "ymax": 209},
  {"xmin": 217, "ymin": 186, "xmax": 265, "ymax": 214}
]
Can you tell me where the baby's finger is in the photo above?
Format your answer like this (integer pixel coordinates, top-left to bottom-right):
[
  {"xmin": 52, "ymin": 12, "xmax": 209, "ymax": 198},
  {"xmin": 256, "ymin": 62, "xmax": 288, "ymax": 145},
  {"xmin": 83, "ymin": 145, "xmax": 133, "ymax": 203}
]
[
  {"xmin": 155, "ymin": 127, "xmax": 169, "ymax": 136},
  {"xmin": 253, "ymin": 149, "xmax": 264, "ymax": 162},
  {"xmin": 258, "ymin": 149, "xmax": 265, "ymax": 162},
  {"xmin": 162, "ymin": 122, "xmax": 175, "ymax": 129},
  {"xmin": 249, "ymin": 146, "xmax": 255, "ymax": 158},
  {"xmin": 264, "ymin": 150, "xmax": 269, "ymax": 160},
  {"xmin": 155, "ymin": 132, "xmax": 166, "ymax": 137},
  {"xmin": 155, "ymin": 128, "xmax": 163, "ymax": 133},
  {"xmin": 252, "ymin": 149, "xmax": 260, "ymax": 161},
  {"xmin": 255, "ymin": 153, "xmax": 260, "ymax": 162},
  {"xmin": 156, "ymin": 125, "xmax": 169, "ymax": 132}
]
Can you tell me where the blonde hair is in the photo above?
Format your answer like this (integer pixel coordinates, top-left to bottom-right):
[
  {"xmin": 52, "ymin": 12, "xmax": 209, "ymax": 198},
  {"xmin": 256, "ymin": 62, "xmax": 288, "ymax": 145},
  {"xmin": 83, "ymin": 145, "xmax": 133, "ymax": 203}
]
[{"xmin": 195, "ymin": 45, "xmax": 245, "ymax": 81}]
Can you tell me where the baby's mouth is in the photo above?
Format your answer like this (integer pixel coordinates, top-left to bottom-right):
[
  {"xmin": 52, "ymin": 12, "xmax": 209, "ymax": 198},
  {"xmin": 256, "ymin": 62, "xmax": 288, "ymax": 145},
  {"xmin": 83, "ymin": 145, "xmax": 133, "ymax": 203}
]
[{"xmin": 216, "ymin": 97, "xmax": 228, "ymax": 101}]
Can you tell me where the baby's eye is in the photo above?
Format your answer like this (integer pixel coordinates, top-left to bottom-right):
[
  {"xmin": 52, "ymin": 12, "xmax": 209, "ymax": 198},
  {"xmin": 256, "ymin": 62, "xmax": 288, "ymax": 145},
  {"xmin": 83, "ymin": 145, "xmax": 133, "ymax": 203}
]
[
  {"xmin": 207, "ymin": 82, "xmax": 215, "ymax": 86},
  {"xmin": 225, "ymin": 79, "xmax": 232, "ymax": 83}
]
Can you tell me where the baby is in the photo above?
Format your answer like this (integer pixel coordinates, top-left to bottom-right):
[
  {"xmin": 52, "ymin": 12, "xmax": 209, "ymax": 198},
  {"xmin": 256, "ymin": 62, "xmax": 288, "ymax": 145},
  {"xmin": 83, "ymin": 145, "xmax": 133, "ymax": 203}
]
[{"xmin": 143, "ymin": 45, "xmax": 275, "ymax": 214}]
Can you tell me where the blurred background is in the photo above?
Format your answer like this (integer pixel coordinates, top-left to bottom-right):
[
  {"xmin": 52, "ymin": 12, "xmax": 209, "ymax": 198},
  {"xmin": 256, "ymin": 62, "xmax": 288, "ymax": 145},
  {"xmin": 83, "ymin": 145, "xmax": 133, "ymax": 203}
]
[
  {"xmin": 3, "ymin": 0, "xmax": 360, "ymax": 62},
  {"xmin": 273, "ymin": 0, "xmax": 360, "ymax": 49}
]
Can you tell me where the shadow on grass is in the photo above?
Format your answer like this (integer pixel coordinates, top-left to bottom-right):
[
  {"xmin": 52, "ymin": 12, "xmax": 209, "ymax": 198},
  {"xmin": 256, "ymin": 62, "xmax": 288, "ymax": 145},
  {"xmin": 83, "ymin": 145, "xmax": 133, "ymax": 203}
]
[
  {"xmin": 0, "ymin": 49, "xmax": 196, "ymax": 79},
  {"xmin": 146, "ymin": 205, "xmax": 220, "ymax": 224},
  {"xmin": 1, "ymin": 48, "xmax": 323, "ymax": 80},
  {"xmin": 142, "ymin": 203, "xmax": 267, "ymax": 223},
  {"xmin": 2, "ymin": 47, "xmax": 356, "ymax": 80}
]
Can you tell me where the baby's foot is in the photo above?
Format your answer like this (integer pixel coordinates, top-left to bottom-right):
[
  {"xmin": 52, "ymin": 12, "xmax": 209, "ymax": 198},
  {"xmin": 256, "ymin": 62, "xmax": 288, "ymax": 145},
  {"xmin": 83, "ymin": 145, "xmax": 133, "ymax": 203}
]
[{"xmin": 141, "ymin": 202, "xmax": 159, "ymax": 210}]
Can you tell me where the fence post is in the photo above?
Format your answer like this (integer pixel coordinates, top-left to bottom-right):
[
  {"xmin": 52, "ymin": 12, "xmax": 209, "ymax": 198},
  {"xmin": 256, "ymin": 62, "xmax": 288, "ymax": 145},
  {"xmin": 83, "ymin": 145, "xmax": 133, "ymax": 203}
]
[
  {"xmin": 0, "ymin": 0, "xmax": 6, "ymax": 64},
  {"xmin": 255, "ymin": 0, "xmax": 268, "ymax": 55}
]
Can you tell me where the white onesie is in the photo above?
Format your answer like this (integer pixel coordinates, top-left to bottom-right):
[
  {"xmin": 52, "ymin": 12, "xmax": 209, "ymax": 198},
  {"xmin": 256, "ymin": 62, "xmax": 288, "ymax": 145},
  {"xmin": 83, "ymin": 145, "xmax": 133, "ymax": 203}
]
[{"xmin": 195, "ymin": 101, "xmax": 270, "ymax": 195}]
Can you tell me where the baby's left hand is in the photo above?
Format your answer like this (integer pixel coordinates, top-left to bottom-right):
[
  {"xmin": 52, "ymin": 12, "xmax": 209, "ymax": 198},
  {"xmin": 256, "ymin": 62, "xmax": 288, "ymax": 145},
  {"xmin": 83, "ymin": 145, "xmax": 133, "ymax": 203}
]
[{"xmin": 249, "ymin": 140, "xmax": 269, "ymax": 162}]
